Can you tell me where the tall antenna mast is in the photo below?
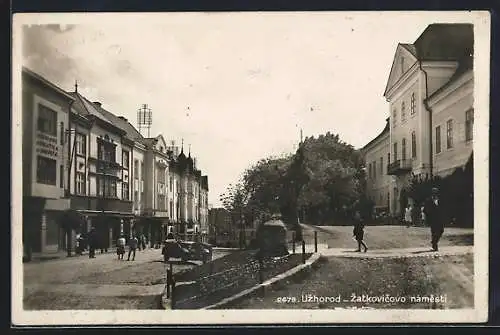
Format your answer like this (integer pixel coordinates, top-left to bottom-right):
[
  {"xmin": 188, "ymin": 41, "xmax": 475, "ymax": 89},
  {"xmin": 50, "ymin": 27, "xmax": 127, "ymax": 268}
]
[{"xmin": 137, "ymin": 104, "xmax": 153, "ymax": 137}]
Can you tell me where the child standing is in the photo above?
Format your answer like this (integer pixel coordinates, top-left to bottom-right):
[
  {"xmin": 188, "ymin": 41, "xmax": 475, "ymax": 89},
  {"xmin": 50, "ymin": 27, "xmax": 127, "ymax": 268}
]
[{"xmin": 353, "ymin": 211, "xmax": 368, "ymax": 252}]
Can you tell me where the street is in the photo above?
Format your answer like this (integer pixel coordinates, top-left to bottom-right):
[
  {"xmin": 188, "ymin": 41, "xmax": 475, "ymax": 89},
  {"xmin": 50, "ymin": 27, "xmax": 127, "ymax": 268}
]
[
  {"xmin": 230, "ymin": 224, "xmax": 474, "ymax": 309},
  {"xmin": 23, "ymin": 247, "xmax": 229, "ymax": 310}
]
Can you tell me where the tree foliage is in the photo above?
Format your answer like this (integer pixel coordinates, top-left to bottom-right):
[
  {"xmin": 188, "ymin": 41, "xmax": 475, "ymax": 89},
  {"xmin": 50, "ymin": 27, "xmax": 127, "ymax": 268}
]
[{"xmin": 220, "ymin": 132, "xmax": 367, "ymax": 230}]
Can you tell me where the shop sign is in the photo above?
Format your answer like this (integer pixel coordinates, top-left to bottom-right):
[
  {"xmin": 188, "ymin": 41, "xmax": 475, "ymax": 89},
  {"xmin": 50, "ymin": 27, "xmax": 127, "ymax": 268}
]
[{"xmin": 35, "ymin": 132, "xmax": 59, "ymax": 158}]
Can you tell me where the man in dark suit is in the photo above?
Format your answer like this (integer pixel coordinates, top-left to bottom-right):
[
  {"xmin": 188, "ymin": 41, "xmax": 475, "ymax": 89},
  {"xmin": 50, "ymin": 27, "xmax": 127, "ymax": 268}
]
[{"xmin": 424, "ymin": 187, "xmax": 444, "ymax": 251}]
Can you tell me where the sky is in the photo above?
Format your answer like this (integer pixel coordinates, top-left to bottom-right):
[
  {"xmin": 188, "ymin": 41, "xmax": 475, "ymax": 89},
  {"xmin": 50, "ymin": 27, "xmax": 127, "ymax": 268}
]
[{"xmin": 18, "ymin": 12, "xmax": 473, "ymax": 207}]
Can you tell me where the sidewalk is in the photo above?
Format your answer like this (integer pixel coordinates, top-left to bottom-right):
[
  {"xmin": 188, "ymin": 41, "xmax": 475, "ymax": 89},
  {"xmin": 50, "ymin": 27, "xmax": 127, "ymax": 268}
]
[
  {"xmin": 321, "ymin": 245, "xmax": 473, "ymax": 258},
  {"xmin": 288, "ymin": 242, "xmax": 328, "ymax": 254},
  {"xmin": 26, "ymin": 246, "xmax": 162, "ymax": 263}
]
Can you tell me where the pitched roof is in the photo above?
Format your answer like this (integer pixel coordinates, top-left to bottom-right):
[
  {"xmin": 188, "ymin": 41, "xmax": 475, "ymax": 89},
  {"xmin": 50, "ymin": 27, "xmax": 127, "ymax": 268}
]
[
  {"xmin": 68, "ymin": 92, "xmax": 112, "ymax": 123},
  {"xmin": 400, "ymin": 43, "xmax": 417, "ymax": 57},
  {"xmin": 68, "ymin": 92, "xmax": 126, "ymax": 136},
  {"xmin": 412, "ymin": 24, "xmax": 473, "ymax": 62},
  {"xmin": 385, "ymin": 24, "xmax": 473, "ymax": 98},
  {"xmin": 93, "ymin": 105, "xmax": 144, "ymax": 141},
  {"xmin": 361, "ymin": 118, "xmax": 390, "ymax": 151}
]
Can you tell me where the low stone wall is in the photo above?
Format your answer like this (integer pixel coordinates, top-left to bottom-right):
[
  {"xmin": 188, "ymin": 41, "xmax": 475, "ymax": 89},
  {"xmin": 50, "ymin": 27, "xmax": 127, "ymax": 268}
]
[{"xmin": 171, "ymin": 252, "xmax": 312, "ymax": 309}]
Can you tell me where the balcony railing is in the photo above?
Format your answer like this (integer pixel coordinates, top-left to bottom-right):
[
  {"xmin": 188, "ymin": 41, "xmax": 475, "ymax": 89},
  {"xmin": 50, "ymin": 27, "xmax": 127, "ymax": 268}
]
[
  {"xmin": 69, "ymin": 195, "xmax": 133, "ymax": 213},
  {"xmin": 387, "ymin": 159, "xmax": 412, "ymax": 175}
]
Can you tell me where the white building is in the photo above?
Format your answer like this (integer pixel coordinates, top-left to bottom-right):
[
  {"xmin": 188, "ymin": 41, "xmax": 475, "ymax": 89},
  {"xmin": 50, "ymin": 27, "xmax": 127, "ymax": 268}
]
[{"xmin": 363, "ymin": 23, "xmax": 474, "ymax": 216}]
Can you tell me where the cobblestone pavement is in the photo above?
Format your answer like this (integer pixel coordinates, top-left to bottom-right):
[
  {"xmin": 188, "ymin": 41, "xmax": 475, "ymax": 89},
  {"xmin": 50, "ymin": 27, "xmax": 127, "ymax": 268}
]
[
  {"xmin": 231, "ymin": 225, "xmax": 474, "ymax": 310},
  {"xmin": 22, "ymin": 248, "xmax": 229, "ymax": 310}
]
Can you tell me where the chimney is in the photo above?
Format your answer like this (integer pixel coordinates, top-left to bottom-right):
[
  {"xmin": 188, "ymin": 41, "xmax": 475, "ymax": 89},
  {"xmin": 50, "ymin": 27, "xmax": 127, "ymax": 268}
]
[
  {"xmin": 118, "ymin": 116, "xmax": 128, "ymax": 122},
  {"xmin": 93, "ymin": 101, "xmax": 102, "ymax": 108}
]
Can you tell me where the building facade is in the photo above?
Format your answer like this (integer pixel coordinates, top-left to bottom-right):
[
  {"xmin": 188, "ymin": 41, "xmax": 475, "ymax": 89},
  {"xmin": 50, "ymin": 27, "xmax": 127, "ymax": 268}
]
[
  {"xmin": 22, "ymin": 67, "xmax": 73, "ymax": 254},
  {"xmin": 66, "ymin": 90, "xmax": 134, "ymax": 250},
  {"xmin": 361, "ymin": 119, "xmax": 391, "ymax": 211},
  {"xmin": 363, "ymin": 24, "xmax": 474, "ymax": 217},
  {"xmin": 22, "ymin": 68, "xmax": 211, "ymax": 256}
]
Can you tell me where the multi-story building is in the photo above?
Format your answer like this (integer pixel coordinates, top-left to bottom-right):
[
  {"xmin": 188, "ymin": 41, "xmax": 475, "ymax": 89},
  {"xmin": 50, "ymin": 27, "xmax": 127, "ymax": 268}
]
[
  {"xmin": 361, "ymin": 118, "xmax": 391, "ymax": 211},
  {"xmin": 363, "ymin": 23, "xmax": 474, "ymax": 216},
  {"xmin": 199, "ymin": 176, "xmax": 209, "ymax": 242},
  {"xmin": 91, "ymin": 104, "xmax": 144, "ymax": 239},
  {"xmin": 136, "ymin": 134, "xmax": 172, "ymax": 245},
  {"xmin": 67, "ymin": 88, "xmax": 134, "ymax": 249},
  {"xmin": 22, "ymin": 67, "xmax": 73, "ymax": 254},
  {"xmin": 22, "ymin": 68, "xmax": 210, "ymax": 255}
]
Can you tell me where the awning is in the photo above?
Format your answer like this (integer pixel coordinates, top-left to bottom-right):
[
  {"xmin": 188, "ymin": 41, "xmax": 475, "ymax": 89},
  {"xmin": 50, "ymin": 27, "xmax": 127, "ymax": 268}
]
[{"xmin": 75, "ymin": 210, "xmax": 135, "ymax": 218}]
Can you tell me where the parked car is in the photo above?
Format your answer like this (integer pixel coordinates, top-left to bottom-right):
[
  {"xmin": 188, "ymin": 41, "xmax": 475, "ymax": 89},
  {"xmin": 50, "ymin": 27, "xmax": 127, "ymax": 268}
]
[{"xmin": 162, "ymin": 239, "xmax": 213, "ymax": 263}]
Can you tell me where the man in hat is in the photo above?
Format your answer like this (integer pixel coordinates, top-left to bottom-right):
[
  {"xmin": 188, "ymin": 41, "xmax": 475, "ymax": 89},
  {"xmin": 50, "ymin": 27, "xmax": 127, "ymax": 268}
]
[{"xmin": 423, "ymin": 187, "xmax": 444, "ymax": 251}]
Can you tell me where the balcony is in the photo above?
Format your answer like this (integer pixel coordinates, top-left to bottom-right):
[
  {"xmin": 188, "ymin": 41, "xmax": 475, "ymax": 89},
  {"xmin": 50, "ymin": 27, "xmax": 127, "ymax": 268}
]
[
  {"xmin": 387, "ymin": 159, "xmax": 412, "ymax": 175},
  {"xmin": 69, "ymin": 195, "xmax": 133, "ymax": 214}
]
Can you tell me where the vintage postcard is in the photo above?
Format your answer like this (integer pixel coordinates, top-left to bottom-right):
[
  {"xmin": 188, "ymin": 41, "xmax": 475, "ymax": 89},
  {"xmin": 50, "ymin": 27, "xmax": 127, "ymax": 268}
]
[{"xmin": 11, "ymin": 11, "xmax": 490, "ymax": 325}]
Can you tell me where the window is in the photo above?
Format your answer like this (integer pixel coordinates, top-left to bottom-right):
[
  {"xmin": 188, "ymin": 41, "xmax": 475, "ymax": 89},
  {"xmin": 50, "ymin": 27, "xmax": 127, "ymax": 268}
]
[
  {"xmin": 169, "ymin": 176, "xmax": 173, "ymax": 192},
  {"xmin": 400, "ymin": 57, "xmax": 405, "ymax": 74},
  {"xmin": 60, "ymin": 122, "xmax": 64, "ymax": 145},
  {"xmin": 134, "ymin": 190, "xmax": 139, "ymax": 207},
  {"xmin": 37, "ymin": 104, "xmax": 57, "ymax": 136},
  {"xmin": 134, "ymin": 159, "xmax": 139, "ymax": 179},
  {"xmin": 393, "ymin": 143, "xmax": 398, "ymax": 161},
  {"xmin": 75, "ymin": 133, "xmax": 86, "ymax": 156},
  {"xmin": 157, "ymin": 168, "xmax": 165, "ymax": 183},
  {"xmin": 76, "ymin": 172, "xmax": 86, "ymax": 195},
  {"xmin": 435, "ymin": 126, "xmax": 442, "ymax": 154},
  {"xmin": 387, "ymin": 153, "xmax": 390, "ymax": 165},
  {"xmin": 402, "ymin": 138, "xmax": 407, "ymax": 161},
  {"xmin": 141, "ymin": 162, "xmax": 145, "ymax": 180},
  {"xmin": 36, "ymin": 156, "xmax": 57, "ymax": 185},
  {"xmin": 122, "ymin": 182, "xmax": 129, "ymax": 200},
  {"xmin": 122, "ymin": 151, "xmax": 129, "ymax": 169},
  {"xmin": 157, "ymin": 194, "xmax": 166, "ymax": 210},
  {"xmin": 401, "ymin": 101, "xmax": 406, "ymax": 122},
  {"xmin": 60, "ymin": 165, "xmax": 64, "ymax": 188},
  {"xmin": 466, "ymin": 109, "xmax": 474, "ymax": 141},
  {"xmin": 373, "ymin": 161, "xmax": 376, "ymax": 179},
  {"xmin": 97, "ymin": 141, "xmax": 115, "ymax": 162},
  {"xmin": 380, "ymin": 157, "xmax": 383, "ymax": 176},
  {"xmin": 110, "ymin": 180, "xmax": 117, "ymax": 197},
  {"xmin": 392, "ymin": 109, "xmax": 397, "ymax": 127},
  {"xmin": 97, "ymin": 176, "xmax": 116, "ymax": 198},
  {"xmin": 411, "ymin": 131, "xmax": 417, "ymax": 158},
  {"xmin": 446, "ymin": 119, "xmax": 454, "ymax": 149},
  {"xmin": 411, "ymin": 93, "xmax": 416, "ymax": 115},
  {"xmin": 368, "ymin": 163, "xmax": 372, "ymax": 179}
]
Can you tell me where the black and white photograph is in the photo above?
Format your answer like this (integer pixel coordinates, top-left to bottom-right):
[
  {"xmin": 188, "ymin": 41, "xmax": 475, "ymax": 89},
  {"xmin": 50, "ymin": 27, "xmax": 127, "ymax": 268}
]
[{"xmin": 11, "ymin": 11, "xmax": 490, "ymax": 325}]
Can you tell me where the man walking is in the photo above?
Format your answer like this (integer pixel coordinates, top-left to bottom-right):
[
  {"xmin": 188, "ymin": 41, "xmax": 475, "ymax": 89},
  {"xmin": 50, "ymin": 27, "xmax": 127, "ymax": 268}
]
[
  {"xmin": 127, "ymin": 234, "xmax": 138, "ymax": 261},
  {"xmin": 424, "ymin": 187, "xmax": 444, "ymax": 251},
  {"xmin": 88, "ymin": 227, "xmax": 97, "ymax": 258}
]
